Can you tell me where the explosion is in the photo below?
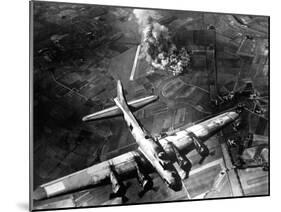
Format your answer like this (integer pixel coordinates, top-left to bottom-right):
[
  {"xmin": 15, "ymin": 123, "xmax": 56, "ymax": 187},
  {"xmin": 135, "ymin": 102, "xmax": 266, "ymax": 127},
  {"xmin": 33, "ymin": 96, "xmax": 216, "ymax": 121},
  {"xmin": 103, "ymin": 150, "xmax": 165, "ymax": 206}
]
[{"xmin": 133, "ymin": 9, "xmax": 191, "ymax": 76}]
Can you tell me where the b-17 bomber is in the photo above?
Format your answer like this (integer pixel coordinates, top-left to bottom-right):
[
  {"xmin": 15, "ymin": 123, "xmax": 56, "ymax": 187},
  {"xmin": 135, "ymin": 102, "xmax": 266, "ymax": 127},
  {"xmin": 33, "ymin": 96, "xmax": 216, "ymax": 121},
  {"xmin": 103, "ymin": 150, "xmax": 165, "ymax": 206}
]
[
  {"xmin": 31, "ymin": 1, "xmax": 269, "ymax": 210},
  {"xmin": 33, "ymin": 81, "xmax": 241, "ymax": 201}
]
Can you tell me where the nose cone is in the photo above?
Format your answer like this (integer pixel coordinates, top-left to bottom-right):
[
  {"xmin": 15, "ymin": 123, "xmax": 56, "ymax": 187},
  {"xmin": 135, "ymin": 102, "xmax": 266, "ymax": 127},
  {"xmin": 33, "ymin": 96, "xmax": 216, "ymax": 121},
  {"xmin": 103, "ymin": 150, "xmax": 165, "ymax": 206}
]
[
  {"xmin": 169, "ymin": 180, "xmax": 182, "ymax": 191},
  {"xmin": 168, "ymin": 172, "xmax": 182, "ymax": 191}
]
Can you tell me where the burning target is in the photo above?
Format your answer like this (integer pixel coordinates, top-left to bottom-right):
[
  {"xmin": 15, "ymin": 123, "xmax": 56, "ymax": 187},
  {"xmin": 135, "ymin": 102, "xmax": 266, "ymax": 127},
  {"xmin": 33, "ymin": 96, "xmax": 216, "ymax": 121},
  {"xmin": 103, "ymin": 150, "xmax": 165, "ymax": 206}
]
[{"xmin": 133, "ymin": 9, "xmax": 191, "ymax": 76}]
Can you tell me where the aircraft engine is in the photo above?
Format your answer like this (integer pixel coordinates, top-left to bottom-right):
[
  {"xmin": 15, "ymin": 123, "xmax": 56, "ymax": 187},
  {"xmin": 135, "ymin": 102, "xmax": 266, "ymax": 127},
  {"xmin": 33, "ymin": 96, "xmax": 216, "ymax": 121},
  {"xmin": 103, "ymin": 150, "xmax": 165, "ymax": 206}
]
[
  {"xmin": 260, "ymin": 147, "xmax": 269, "ymax": 171},
  {"xmin": 134, "ymin": 156, "xmax": 153, "ymax": 191},
  {"xmin": 166, "ymin": 142, "xmax": 192, "ymax": 175},
  {"xmin": 188, "ymin": 132, "xmax": 209, "ymax": 158},
  {"xmin": 109, "ymin": 165, "xmax": 126, "ymax": 197}
]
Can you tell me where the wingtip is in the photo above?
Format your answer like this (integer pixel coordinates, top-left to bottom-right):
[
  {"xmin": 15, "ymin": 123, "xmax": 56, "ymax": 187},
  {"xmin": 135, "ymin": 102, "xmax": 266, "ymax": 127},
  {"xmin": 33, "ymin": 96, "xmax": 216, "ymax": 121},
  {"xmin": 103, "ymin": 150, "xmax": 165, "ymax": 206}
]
[
  {"xmin": 82, "ymin": 116, "xmax": 88, "ymax": 122},
  {"xmin": 33, "ymin": 187, "xmax": 47, "ymax": 201}
]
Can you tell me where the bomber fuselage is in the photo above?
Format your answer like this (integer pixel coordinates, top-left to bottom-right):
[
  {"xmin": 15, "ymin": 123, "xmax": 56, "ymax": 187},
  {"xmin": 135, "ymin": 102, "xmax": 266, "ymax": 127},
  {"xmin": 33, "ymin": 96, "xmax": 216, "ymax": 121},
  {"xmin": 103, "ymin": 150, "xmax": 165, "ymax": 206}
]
[{"xmin": 114, "ymin": 97, "xmax": 182, "ymax": 191}]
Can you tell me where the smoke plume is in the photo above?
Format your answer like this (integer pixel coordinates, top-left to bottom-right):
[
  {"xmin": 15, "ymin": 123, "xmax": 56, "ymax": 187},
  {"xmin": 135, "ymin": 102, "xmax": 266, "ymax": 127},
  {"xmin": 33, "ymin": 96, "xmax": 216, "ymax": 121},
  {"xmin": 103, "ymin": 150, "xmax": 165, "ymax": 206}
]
[{"xmin": 133, "ymin": 9, "xmax": 191, "ymax": 76}]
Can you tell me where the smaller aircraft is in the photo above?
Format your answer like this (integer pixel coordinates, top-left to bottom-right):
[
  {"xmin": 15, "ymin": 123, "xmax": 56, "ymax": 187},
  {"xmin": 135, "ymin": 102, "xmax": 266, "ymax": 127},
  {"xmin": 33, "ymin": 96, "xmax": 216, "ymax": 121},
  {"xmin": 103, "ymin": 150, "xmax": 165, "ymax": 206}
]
[{"xmin": 213, "ymin": 79, "xmax": 268, "ymax": 121}]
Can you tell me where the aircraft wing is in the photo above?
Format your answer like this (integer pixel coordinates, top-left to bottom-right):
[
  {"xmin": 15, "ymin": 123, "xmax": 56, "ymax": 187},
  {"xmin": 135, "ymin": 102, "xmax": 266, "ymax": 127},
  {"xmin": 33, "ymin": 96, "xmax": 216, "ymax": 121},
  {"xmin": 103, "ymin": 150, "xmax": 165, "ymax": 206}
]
[
  {"xmin": 34, "ymin": 111, "xmax": 239, "ymax": 201},
  {"xmin": 34, "ymin": 150, "xmax": 151, "ymax": 200},
  {"xmin": 158, "ymin": 111, "xmax": 239, "ymax": 155}
]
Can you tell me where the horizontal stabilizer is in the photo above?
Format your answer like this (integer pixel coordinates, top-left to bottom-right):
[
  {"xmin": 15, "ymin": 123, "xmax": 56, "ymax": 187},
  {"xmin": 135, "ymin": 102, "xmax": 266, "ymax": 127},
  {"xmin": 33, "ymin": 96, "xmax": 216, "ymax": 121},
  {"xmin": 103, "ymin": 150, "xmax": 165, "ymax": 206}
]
[{"xmin": 82, "ymin": 81, "xmax": 158, "ymax": 122}]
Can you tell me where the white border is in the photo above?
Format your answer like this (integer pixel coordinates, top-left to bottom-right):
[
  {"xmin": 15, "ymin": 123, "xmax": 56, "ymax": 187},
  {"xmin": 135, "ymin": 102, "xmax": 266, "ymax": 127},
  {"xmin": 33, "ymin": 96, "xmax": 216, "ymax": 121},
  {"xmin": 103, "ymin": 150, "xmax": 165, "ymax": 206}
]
[{"xmin": 0, "ymin": 0, "xmax": 279, "ymax": 212}]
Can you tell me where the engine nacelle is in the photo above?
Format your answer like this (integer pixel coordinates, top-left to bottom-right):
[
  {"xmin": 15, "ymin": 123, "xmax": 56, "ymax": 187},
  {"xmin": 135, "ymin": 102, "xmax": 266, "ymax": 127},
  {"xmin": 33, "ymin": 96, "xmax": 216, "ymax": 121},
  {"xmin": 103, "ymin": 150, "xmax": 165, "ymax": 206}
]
[
  {"xmin": 134, "ymin": 156, "xmax": 153, "ymax": 191},
  {"xmin": 188, "ymin": 132, "xmax": 209, "ymax": 158},
  {"xmin": 166, "ymin": 142, "xmax": 192, "ymax": 178},
  {"xmin": 109, "ymin": 165, "xmax": 126, "ymax": 197},
  {"xmin": 260, "ymin": 147, "xmax": 269, "ymax": 171}
]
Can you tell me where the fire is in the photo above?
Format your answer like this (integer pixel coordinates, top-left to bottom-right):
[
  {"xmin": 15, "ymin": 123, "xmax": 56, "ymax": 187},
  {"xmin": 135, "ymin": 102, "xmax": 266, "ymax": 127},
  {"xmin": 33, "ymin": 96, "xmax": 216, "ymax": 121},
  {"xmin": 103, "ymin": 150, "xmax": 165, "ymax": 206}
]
[{"xmin": 133, "ymin": 9, "xmax": 191, "ymax": 76}]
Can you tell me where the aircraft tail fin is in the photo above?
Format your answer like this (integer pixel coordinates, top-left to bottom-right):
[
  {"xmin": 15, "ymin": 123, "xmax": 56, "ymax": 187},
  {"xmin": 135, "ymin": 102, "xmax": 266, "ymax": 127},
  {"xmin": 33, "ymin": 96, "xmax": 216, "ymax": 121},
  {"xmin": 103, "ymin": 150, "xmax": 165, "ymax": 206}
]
[{"xmin": 116, "ymin": 80, "xmax": 127, "ymax": 106}]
